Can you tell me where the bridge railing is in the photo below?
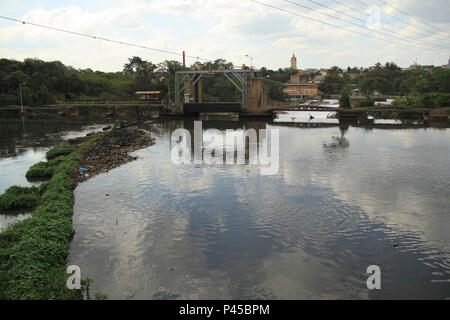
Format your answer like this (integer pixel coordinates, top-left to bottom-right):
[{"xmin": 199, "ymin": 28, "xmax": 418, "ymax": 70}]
[{"xmin": 52, "ymin": 100, "xmax": 164, "ymax": 106}]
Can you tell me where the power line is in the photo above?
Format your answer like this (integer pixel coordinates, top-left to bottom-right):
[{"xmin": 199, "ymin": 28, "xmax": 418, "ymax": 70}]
[
  {"xmin": 0, "ymin": 15, "xmax": 212, "ymax": 62},
  {"xmin": 327, "ymin": 0, "xmax": 449, "ymax": 42},
  {"xmin": 283, "ymin": 0, "xmax": 448, "ymax": 50},
  {"xmin": 250, "ymin": 0, "xmax": 435, "ymax": 51},
  {"xmin": 376, "ymin": 0, "xmax": 449, "ymax": 34},
  {"xmin": 354, "ymin": 0, "xmax": 449, "ymax": 40}
]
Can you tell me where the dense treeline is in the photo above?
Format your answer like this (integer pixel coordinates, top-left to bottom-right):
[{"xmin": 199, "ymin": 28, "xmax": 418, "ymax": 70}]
[
  {"xmin": 0, "ymin": 57, "xmax": 289, "ymax": 106},
  {"xmin": 319, "ymin": 62, "xmax": 450, "ymax": 108},
  {"xmin": 0, "ymin": 57, "xmax": 187, "ymax": 106},
  {"xmin": 1, "ymin": 57, "xmax": 449, "ymax": 108}
]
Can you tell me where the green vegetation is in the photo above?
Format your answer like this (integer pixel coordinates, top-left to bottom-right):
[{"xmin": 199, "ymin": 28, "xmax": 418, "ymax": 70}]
[
  {"xmin": 26, "ymin": 162, "xmax": 54, "ymax": 179},
  {"xmin": 393, "ymin": 92, "xmax": 450, "ymax": 109},
  {"xmin": 0, "ymin": 57, "xmax": 186, "ymax": 106},
  {"xmin": 0, "ymin": 134, "xmax": 103, "ymax": 299},
  {"xmin": 319, "ymin": 66, "xmax": 348, "ymax": 94},
  {"xmin": 46, "ymin": 145, "xmax": 75, "ymax": 160},
  {"xmin": 357, "ymin": 97, "xmax": 375, "ymax": 108},
  {"xmin": 2, "ymin": 57, "xmax": 448, "ymax": 108},
  {"xmin": 339, "ymin": 87, "xmax": 352, "ymax": 109},
  {"xmin": 0, "ymin": 57, "xmax": 296, "ymax": 107},
  {"xmin": 318, "ymin": 62, "xmax": 450, "ymax": 108},
  {"xmin": 264, "ymin": 79, "xmax": 289, "ymax": 102},
  {"xmin": 26, "ymin": 157, "xmax": 67, "ymax": 180},
  {"xmin": 0, "ymin": 186, "xmax": 41, "ymax": 211},
  {"xmin": 259, "ymin": 66, "xmax": 299, "ymax": 83}
]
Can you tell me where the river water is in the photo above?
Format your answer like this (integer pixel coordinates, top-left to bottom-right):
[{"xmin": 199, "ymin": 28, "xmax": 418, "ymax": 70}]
[{"xmin": 1, "ymin": 116, "xmax": 449, "ymax": 299}]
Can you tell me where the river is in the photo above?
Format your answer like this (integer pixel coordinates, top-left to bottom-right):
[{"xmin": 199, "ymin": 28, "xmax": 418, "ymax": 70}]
[{"xmin": 0, "ymin": 116, "xmax": 449, "ymax": 299}]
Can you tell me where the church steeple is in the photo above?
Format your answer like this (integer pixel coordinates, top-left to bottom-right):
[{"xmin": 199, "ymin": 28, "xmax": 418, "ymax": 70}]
[{"xmin": 291, "ymin": 52, "xmax": 297, "ymax": 70}]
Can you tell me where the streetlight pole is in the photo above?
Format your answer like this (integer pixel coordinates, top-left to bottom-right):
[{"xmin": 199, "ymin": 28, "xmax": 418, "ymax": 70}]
[
  {"xmin": 245, "ymin": 54, "xmax": 253, "ymax": 70},
  {"xmin": 19, "ymin": 82, "xmax": 26, "ymax": 113}
]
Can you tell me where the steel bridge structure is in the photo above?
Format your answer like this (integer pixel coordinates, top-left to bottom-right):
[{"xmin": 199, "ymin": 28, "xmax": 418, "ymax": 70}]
[{"xmin": 174, "ymin": 69, "xmax": 255, "ymax": 113}]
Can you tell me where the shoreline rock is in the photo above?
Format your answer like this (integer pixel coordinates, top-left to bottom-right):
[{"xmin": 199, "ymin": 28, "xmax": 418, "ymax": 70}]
[{"xmin": 77, "ymin": 127, "xmax": 155, "ymax": 182}]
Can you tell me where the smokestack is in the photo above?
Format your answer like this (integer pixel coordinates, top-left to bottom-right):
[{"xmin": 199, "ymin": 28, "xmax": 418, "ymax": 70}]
[{"xmin": 182, "ymin": 51, "xmax": 186, "ymax": 67}]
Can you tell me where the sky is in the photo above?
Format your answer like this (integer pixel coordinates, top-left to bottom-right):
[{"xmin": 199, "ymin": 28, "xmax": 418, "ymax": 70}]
[{"xmin": 0, "ymin": 0, "xmax": 449, "ymax": 72}]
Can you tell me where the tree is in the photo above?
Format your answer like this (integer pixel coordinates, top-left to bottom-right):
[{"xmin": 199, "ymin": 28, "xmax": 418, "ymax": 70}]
[
  {"xmin": 318, "ymin": 66, "xmax": 347, "ymax": 94},
  {"xmin": 432, "ymin": 68, "xmax": 450, "ymax": 93},
  {"xmin": 416, "ymin": 78, "xmax": 432, "ymax": 94},
  {"xmin": 158, "ymin": 60, "xmax": 186, "ymax": 74},
  {"xmin": 359, "ymin": 77, "xmax": 393, "ymax": 96},
  {"xmin": 339, "ymin": 87, "xmax": 351, "ymax": 109},
  {"xmin": 201, "ymin": 58, "xmax": 234, "ymax": 70},
  {"xmin": 264, "ymin": 79, "xmax": 288, "ymax": 102},
  {"xmin": 123, "ymin": 56, "xmax": 145, "ymax": 75}
]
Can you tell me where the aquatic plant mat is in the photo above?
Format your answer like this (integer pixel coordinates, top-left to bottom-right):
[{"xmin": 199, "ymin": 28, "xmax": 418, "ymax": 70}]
[{"xmin": 0, "ymin": 127, "xmax": 155, "ymax": 299}]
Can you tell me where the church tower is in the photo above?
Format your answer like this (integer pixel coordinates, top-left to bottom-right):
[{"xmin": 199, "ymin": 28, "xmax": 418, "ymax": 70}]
[{"xmin": 291, "ymin": 53, "xmax": 297, "ymax": 69}]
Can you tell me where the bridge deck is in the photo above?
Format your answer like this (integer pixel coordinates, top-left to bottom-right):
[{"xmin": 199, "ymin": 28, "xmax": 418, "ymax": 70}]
[{"xmin": 184, "ymin": 102, "xmax": 241, "ymax": 114}]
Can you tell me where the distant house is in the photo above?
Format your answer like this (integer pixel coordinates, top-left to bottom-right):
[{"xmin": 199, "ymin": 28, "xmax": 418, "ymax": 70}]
[
  {"xmin": 135, "ymin": 91, "xmax": 161, "ymax": 101},
  {"xmin": 402, "ymin": 62, "xmax": 434, "ymax": 73},
  {"xmin": 283, "ymin": 83, "xmax": 319, "ymax": 100},
  {"xmin": 372, "ymin": 90, "xmax": 381, "ymax": 97},
  {"xmin": 313, "ymin": 74, "xmax": 325, "ymax": 83},
  {"xmin": 352, "ymin": 88, "xmax": 360, "ymax": 96},
  {"xmin": 284, "ymin": 54, "xmax": 320, "ymax": 100}
]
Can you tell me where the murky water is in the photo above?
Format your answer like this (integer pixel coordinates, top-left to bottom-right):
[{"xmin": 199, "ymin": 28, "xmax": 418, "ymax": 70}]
[
  {"xmin": 0, "ymin": 119, "xmax": 112, "ymax": 230},
  {"xmin": 1, "ymin": 117, "xmax": 449, "ymax": 299}
]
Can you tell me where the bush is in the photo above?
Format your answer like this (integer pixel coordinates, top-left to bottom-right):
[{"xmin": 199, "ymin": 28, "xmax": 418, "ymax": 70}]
[
  {"xmin": 46, "ymin": 145, "xmax": 75, "ymax": 160},
  {"xmin": 26, "ymin": 162, "xmax": 53, "ymax": 179},
  {"xmin": 0, "ymin": 134, "xmax": 104, "ymax": 299},
  {"xmin": 392, "ymin": 93, "xmax": 450, "ymax": 109},
  {"xmin": 0, "ymin": 186, "xmax": 40, "ymax": 211},
  {"xmin": 357, "ymin": 97, "xmax": 375, "ymax": 108},
  {"xmin": 339, "ymin": 87, "xmax": 352, "ymax": 109},
  {"xmin": 0, "ymin": 93, "xmax": 18, "ymax": 106},
  {"xmin": 421, "ymin": 92, "xmax": 450, "ymax": 109},
  {"xmin": 26, "ymin": 158, "xmax": 65, "ymax": 180}
]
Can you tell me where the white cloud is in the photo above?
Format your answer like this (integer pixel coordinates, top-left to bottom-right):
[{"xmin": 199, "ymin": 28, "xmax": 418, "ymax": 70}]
[{"xmin": 0, "ymin": 0, "xmax": 448, "ymax": 71}]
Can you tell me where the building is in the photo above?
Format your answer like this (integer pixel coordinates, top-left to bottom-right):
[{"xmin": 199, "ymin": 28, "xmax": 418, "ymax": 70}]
[
  {"xmin": 291, "ymin": 53, "xmax": 297, "ymax": 70},
  {"xmin": 284, "ymin": 83, "xmax": 319, "ymax": 100},
  {"xmin": 284, "ymin": 53, "xmax": 320, "ymax": 101},
  {"xmin": 402, "ymin": 60, "xmax": 435, "ymax": 72},
  {"xmin": 135, "ymin": 91, "xmax": 161, "ymax": 101}
]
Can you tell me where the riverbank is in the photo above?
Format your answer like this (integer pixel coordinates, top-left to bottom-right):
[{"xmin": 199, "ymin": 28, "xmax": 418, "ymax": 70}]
[{"xmin": 0, "ymin": 127, "xmax": 155, "ymax": 299}]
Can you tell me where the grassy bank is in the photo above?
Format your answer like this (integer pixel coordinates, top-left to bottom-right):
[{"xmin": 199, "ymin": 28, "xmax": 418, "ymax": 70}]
[{"xmin": 0, "ymin": 133, "xmax": 103, "ymax": 299}]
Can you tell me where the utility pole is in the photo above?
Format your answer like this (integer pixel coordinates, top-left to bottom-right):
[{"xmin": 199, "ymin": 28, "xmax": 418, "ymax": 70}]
[
  {"xmin": 19, "ymin": 82, "xmax": 26, "ymax": 113},
  {"xmin": 245, "ymin": 54, "xmax": 253, "ymax": 70}
]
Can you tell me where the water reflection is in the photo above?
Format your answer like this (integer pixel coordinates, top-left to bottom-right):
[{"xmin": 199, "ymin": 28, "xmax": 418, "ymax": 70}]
[
  {"xmin": 65, "ymin": 118, "xmax": 450, "ymax": 299},
  {"xmin": 0, "ymin": 211, "xmax": 32, "ymax": 231},
  {"xmin": 323, "ymin": 123, "xmax": 350, "ymax": 150},
  {"xmin": 0, "ymin": 118, "xmax": 449, "ymax": 299},
  {"xmin": 0, "ymin": 119, "xmax": 112, "ymax": 193}
]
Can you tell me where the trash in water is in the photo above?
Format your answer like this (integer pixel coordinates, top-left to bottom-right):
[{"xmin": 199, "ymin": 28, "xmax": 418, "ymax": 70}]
[{"xmin": 79, "ymin": 167, "xmax": 89, "ymax": 172}]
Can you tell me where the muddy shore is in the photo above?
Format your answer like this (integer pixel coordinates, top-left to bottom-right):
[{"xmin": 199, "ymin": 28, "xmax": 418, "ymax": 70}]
[{"xmin": 70, "ymin": 127, "xmax": 155, "ymax": 182}]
